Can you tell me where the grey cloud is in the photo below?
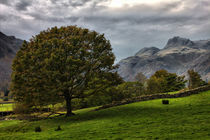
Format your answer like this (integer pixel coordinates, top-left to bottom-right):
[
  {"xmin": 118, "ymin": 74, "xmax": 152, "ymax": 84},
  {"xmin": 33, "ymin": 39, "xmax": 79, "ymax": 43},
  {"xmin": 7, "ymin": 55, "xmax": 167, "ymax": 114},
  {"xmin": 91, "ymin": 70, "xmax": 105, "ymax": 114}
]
[
  {"xmin": 28, "ymin": 13, "xmax": 65, "ymax": 22},
  {"xmin": 50, "ymin": 0, "xmax": 108, "ymax": 8},
  {"xmin": 1, "ymin": 0, "xmax": 210, "ymax": 62},
  {"xmin": 0, "ymin": 14, "xmax": 7, "ymax": 21},
  {"xmin": 0, "ymin": 0, "xmax": 11, "ymax": 6},
  {"xmin": 68, "ymin": 0, "xmax": 92, "ymax": 7},
  {"xmin": 69, "ymin": 0, "xmax": 109, "ymax": 8},
  {"xmin": 15, "ymin": 0, "xmax": 32, "ymax": 11},
  {"xmin": 26, "ymin": 12, "xmax": 80, "ymax": 23},
  {"xmin": 74, "ymin": 0, "xmax": 210, "ymax": 28}
]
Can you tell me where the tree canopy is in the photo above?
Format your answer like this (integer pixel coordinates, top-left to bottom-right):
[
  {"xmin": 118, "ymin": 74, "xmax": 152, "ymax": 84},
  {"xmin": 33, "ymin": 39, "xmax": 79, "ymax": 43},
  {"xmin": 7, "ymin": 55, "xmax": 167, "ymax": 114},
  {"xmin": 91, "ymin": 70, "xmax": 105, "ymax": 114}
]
[
  {"xmin": 147, "ymin": 69, "xmax": 186, "ymax": 94},
  {"xmin": 188, "ymin": 69, "xmax": 207, "ymax": 89},
  {"xmin": 135, "ymin": 72, "xmax": 147, "ymax": 84},
  {"xmin": 11, "ymin": 26, "xmax": 121, "ymax": 116}
]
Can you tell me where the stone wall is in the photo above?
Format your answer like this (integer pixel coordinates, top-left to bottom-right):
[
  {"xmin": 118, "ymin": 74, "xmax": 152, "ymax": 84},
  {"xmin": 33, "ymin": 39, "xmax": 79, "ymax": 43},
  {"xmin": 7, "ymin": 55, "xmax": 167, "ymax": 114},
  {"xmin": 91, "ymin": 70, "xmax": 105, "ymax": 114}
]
[{"xmin": 95, "ymin": 85, "xmax": 210, "ymax": 111}]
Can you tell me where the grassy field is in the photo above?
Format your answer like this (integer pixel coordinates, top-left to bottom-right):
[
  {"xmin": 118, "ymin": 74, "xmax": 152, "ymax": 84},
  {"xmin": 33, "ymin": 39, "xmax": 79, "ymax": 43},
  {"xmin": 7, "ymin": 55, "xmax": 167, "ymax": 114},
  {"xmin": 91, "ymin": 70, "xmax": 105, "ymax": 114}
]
[
  {"xmin": 0, "ymin": 103, "xmax": 13, "ymax": 112},
  {"xmin": 0, "ymin": 90, "xmax": 210, "ymax": 140}
]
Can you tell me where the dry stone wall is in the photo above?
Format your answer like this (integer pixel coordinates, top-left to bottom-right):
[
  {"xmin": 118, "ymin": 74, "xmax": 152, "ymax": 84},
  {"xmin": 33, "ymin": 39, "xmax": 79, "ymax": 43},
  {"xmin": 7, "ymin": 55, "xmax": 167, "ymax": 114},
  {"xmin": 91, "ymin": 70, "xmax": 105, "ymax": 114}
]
[{"xmin": 95, "ymin": 85, "xmax": 210, "ymax": 111}]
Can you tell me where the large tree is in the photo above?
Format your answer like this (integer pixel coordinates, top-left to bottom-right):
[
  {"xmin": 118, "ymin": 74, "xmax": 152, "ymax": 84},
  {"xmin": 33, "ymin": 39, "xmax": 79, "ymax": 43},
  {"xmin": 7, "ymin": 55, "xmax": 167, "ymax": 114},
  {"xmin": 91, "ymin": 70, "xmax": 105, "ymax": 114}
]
[{"xmin": 11, "ymin": 26, "xmax": 120, "ymax": 116}]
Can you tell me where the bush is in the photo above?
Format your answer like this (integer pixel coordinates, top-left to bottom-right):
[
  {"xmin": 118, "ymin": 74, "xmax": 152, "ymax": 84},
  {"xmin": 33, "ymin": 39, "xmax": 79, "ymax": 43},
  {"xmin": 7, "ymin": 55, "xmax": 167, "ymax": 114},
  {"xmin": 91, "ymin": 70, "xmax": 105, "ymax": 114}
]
[
  {"xmin": 3, "ymin": 97, "xmax": 8, "ymax": 101},
  {"xmin": 162, "ymin": 100, "xmax": 169, "ymax": 104},
  {"xmin": 35, "ymin": 126, "xmax": 41, "ymax": 132}
]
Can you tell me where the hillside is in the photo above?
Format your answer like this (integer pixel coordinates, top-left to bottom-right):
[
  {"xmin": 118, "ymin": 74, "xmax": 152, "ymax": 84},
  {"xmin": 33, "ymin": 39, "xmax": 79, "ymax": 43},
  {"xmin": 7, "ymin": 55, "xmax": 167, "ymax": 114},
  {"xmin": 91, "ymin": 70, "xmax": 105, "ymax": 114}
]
[
  {"xmin": 117, "ymin": 36, "xmax": 210, "ymax": 81},
  {"xmin": 0, "ymin": 32, "xmax": 23, "ymax": 87},
  {"xmin": 1, "ymin": 90, "xmax": 210, "ymax": 140}
]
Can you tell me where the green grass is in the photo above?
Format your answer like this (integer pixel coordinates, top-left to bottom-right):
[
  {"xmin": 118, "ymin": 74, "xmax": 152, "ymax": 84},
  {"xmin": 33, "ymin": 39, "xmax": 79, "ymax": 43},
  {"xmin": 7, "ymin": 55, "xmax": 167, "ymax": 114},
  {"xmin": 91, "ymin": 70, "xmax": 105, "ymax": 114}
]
[
  {"xmin": 0, "ymin": 90, "xmax": 210, "ymax": 140},
  {"xmin": 161, "ymin": 90, "xmax": 181, "ymax": 95},
  {"xmin": 0, "ymin": 103, "xmax": 13, "ymax": 112}
]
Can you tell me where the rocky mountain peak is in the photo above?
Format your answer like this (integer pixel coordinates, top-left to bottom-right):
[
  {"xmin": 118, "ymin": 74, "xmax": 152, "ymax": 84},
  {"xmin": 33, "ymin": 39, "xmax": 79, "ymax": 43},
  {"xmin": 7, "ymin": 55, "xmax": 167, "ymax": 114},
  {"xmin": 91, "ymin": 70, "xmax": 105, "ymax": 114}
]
[
  {"xmin": 117, "ymin": 37, "xmax": 210, "ymax": 81},
  {"xmin": 135, "ymin": 46, "xmax": 160, "ymax": 57},
  {"xmin": 164, "ymin": 36, "xmax": 194, "ymax": 49}
]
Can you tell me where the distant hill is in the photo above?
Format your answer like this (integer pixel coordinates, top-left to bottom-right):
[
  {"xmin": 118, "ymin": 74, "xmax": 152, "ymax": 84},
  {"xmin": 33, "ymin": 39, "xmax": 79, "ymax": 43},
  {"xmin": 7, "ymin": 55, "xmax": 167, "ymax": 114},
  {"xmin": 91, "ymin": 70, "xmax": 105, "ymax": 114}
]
[
  {"xmin": 117, "ymin": 36, "xmax": 210, "ymax": 81},
  {"xmin": 0, "ymin": 32, "xmax": 23, "ymax": 88}
]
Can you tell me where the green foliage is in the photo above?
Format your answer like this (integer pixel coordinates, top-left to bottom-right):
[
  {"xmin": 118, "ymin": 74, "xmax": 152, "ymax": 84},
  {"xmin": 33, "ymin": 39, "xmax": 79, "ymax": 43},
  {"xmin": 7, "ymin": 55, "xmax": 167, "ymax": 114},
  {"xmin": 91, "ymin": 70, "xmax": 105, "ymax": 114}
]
[
  {"xmin": 70, "ymin": 69, "xmax": 123, "ymax": 109},
  {"xmin": 82, "ymin": 81, "xmax": 145, "ymax": 107},
  {"xmin": 188, "ymin": 69, "xmax": 207, "ymax": 89},
  {"xmin": 146, "ymin": 76, "xmax": 162, "ymax": 94},
  {"xmin": 11, "ymin": 26, "xmax": 121, "ymax": 116},
  {"xmin": 147, "ymin": 69, "xmax": 186, "ymax": 94},
  {"xmin": 72, "ymin": 81, "xmax": 146, "ymax": 109},
  {"xmin": 13, "ymin": 103, "xmax": 32, "ymax": 114},
  {"xmin": 75, "ymin": 70, "xmax": 187, "ymax": 108},
  {"xmin": 115, "ymin": 82, "xmax": 145, "ymax": 100}
]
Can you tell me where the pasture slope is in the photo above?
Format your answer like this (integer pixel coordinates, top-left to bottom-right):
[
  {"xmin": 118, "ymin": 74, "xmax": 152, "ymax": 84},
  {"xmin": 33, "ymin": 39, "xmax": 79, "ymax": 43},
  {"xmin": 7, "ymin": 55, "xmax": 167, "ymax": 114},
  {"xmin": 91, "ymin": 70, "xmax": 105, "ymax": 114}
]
[{"xmin": 0, "ymin": 90, "xmax": 210, "ymax": 140}]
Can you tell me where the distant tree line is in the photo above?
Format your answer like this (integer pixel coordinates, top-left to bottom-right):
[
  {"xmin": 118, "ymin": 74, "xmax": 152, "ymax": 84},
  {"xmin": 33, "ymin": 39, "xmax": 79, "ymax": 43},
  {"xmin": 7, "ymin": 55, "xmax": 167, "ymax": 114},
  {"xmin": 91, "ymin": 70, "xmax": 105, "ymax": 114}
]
[{"xmin": 71, "ymin": 69, "xmax": 208, "ymax": 109}]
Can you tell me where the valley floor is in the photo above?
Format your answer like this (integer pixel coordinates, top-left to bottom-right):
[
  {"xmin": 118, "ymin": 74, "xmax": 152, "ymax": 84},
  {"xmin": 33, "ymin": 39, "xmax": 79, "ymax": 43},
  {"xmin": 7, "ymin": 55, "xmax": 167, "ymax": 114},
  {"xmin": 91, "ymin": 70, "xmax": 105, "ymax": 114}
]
[{"xmin": 0, "ymin": 90, "xmax": 210, "ymax": 140}]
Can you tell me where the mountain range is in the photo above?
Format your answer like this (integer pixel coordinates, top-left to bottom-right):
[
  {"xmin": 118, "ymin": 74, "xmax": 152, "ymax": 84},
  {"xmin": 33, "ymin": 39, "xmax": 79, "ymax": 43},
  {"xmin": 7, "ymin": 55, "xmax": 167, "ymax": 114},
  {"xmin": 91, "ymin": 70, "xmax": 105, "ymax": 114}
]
[
  {"xmin": 0, "ymin": 32, "xmax": 23, "ymax": 87},
  {"xmin": 117, "ymin": 36, "xmax": 210, "ymax": 81},
  {"xmin": 0, "ymin": 31, "xmax": 209, "ymax": 88}
]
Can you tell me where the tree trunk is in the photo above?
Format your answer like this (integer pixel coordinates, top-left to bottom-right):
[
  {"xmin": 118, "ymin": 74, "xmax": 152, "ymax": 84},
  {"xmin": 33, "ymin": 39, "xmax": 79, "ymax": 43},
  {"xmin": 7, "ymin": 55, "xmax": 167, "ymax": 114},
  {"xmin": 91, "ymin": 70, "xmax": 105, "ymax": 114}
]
[{"xmin": 64, "ymin": 92, "xmax": 75, "ymax": 117}]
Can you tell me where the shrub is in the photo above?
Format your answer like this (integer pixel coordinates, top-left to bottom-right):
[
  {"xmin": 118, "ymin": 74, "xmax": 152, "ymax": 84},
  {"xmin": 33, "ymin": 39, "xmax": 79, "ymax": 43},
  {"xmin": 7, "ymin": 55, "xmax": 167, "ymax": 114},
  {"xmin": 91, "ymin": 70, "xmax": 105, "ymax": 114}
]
[
  {"xmin": 35, "ymin": 126, "xmax": 41, "ymax": 132},
  {"xmin": 162, "ymin": 100, "xmax": 169, "ymax": 104}
]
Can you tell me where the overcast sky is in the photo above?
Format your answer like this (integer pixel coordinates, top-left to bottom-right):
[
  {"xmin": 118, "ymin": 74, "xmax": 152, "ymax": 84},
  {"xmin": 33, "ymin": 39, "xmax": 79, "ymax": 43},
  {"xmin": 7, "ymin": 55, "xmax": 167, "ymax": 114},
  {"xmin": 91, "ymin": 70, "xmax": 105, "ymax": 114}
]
[{"xmin": 0, "ymin": 0, "xmax": 210, "ymax": 62}]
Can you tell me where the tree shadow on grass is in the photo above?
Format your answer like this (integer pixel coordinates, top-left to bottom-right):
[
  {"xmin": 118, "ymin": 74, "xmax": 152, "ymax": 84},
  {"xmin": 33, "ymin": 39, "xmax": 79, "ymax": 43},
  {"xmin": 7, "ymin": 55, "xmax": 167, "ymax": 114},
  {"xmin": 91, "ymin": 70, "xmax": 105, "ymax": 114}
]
[{"xmin": 50, "ymin": 102, "xmax": 196, "ymax": 125}]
